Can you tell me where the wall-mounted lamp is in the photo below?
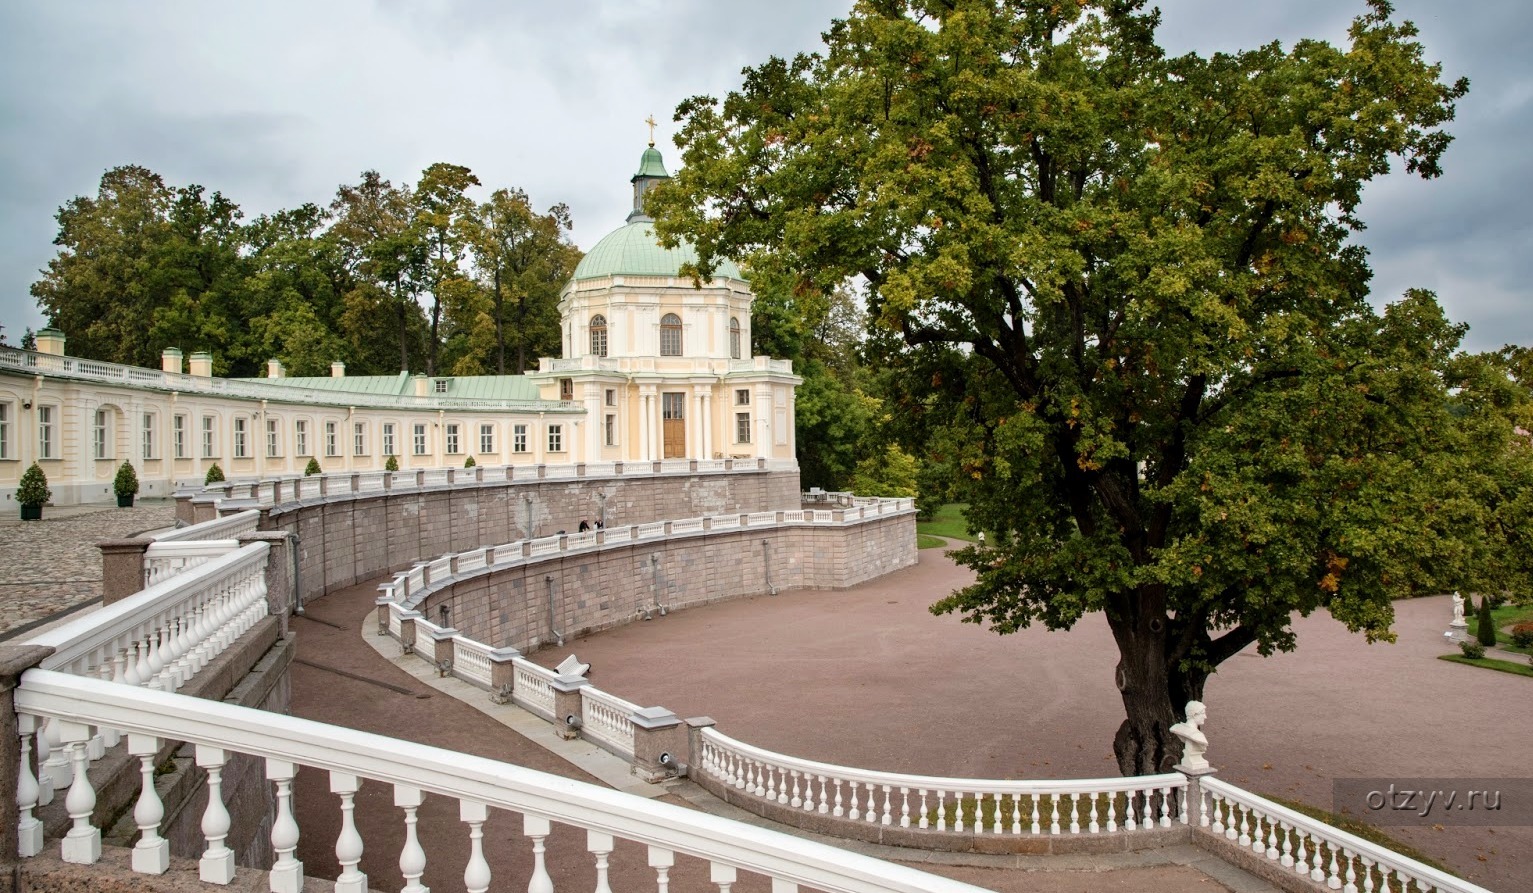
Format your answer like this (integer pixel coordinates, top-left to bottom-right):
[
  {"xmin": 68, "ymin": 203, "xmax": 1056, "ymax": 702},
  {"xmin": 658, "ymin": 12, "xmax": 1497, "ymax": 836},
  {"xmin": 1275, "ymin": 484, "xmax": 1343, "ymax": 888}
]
[{"xmin": 21, "ymin": 401, "xmax": 31, "ymax": 410}]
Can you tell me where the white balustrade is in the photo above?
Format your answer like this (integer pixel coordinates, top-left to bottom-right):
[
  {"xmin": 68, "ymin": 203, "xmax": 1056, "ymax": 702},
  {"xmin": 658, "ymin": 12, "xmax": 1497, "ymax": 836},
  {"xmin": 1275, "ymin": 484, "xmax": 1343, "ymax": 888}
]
[
  {"xmin": 421, "ymin": 469, "xmax": 449, "ymax": 488},
  {"xmin": 511, "ymin": 658, "xmax": 558, "ymax": 721},
  {"xmin": 357, "ymin": 471, "xmax": 387, "ymax": 493},
  {"xmin": 602, "ymin": 526, "xmax": 634, "ymax": 544},
  {"xmin": 151, "ymin": 509, "xmax": 261, "ymax": 544},
  {"xmin": 580, "ymin": 686, "xmax": 642, "ymax": 758},
  {"xmin": 16, "ymin": 670, "xmax": 989, "ymax": 893},
  {"xmin": 566, "ymin": 531, "xmax": 597, "ymax": 550},
  {"xmin": 452, "ymin": 637, "xmax": 495, "ymax": 687},
  {"xmin": 544, "ymin": 463, "xmax": 576, "ymax": 479},
  {"xmin": 389, "ymin": 471, "xmax": 418, "ymax": 490},
  {"xmin": 456, "ymin": 548, "xmax": 488, "ymax": 575},
  {"xmin": 635, "ymin": 521, "xmax": 667, "ymax": 540},
  {"xmin": 585, "ymin": 461, "xmax": 616, "ymax": 477},
  {"xmin": 671, "ymin": 518, "xmax": 704, "ymax": 535},
  {"xmin": 143, "ymin": 539, "xmax": 242, "ymax": 586},
  {"xmin": 699, "ymin": 727, "xmax": 1184, "ymax": 839},
  {"xmin": 298, "ymin": 477, "xmax": 322, "ymax": 499},
  {"xmin": 696, "ymin": 459, "xmax": 727, "ymax": 473},
  {"xmin": 528, "ymin": 535, "xmax": 562, "ymax": 557},
  {"xmin": 426, "ymin": 556, "xmax": 453, "ymax": 585},
  {"xmin": 710, "ymin": 514, "xmax": 742, "ymax": 531},
  {"xmin": 659, "ymin": 459, "xmax": 691, "ymax": 474},
  {"xmin": 781, "ymin": 510, "xmax": 806, "ymax": 524},
  {"xmin": 1200, "ymin": 777, "xmax": 1493, "ymax": 893},
  {"xmin": 510, "ymin": 464, "xmax": 540, "ymax": 481},
  {"xmin": 811, "ymin": 510, "xmax": 834, "ymax": 523},
  {"xmin": 746, "ymin": 511, "xmax": 778, "ymax": 526}
]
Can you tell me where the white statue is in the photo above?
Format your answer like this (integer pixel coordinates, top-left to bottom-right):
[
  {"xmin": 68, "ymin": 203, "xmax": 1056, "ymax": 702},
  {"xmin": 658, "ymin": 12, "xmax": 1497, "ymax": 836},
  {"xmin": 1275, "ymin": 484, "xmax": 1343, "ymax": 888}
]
[
  {"xmin": 1170, "ymin": 700, "xmax": 1210, "ymax": 771},
  {"xmin": 1450, "ymin": 591, "xmax": 1468, "ymax": 628}
]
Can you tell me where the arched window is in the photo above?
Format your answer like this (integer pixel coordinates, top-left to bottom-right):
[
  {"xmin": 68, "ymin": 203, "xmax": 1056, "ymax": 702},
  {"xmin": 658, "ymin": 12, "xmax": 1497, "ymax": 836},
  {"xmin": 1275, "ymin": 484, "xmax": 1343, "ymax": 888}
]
[
  {"xmin": 590, "ymin": 314, "xmax": 608, "ymax": 357},
  {"xmin": 660, "ymin": 313, "xmax": 683, "ymax": 356},
  {"xmin": 729, "ymin": 317, "xmax": 742, "ymax": 360}
]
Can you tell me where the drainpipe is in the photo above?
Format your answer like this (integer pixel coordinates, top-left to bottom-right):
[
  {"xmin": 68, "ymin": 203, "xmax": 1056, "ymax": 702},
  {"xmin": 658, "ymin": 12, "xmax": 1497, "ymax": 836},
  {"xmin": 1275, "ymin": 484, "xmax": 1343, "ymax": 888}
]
[
  {"xmin": 288, "ymin": 531, "xmax": 304, "ymax": 615},
  {"xmin": 546, "ymin": 575, "xmax": 563, "ymax": 646},
  {"xmin": 763, "ymin": 540, "xmax": 777, "ymax": 596}
]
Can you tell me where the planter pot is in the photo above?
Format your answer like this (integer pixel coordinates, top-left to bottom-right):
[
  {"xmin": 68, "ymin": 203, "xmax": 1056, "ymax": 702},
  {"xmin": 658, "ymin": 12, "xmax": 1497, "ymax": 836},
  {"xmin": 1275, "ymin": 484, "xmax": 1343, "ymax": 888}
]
[
  {"xmin": 20, "ymin": 504, "xmax": 42, "ymax": 521},
  {"xmin": 117, "ymin": 494, "xmax": 135, "ymax": 508}
]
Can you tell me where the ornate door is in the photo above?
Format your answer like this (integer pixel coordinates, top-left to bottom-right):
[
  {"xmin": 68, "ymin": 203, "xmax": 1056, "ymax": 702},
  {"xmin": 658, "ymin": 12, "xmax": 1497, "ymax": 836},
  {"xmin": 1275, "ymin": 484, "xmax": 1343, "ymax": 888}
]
[{"xmin": 662, "ymin": 392, "xmax": 686, "ymax": 458}]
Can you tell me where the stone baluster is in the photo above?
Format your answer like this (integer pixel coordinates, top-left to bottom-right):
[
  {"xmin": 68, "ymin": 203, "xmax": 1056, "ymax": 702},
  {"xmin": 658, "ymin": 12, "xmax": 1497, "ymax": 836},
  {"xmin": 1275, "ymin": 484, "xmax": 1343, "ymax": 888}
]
[
  {"xmin": 15, "ymin": 714, "xmax": 43, "ymax": 857},
  {"xmin": 648, "ymin": 846, "xmax": 674, "ymax": 893},
  {"xmin": 59, "ymin": 720, "xmax": 100, "ymax": 864},
  {"xmin": 42, "ymin": 716, "xmax": 70, "ymax": 793},
  {"xmin": 524, "ymin": 814, "xmax": 554, "ymax": 893},
  {"xmin": 268, "ymin": 759, "xmax": 303, "ymax": 893},
  {"xmin": 462, "ymin": 800, "xmax": 492, "ymax": 893},
  {"xmin": 395, "ymin": 785, "xmax": 427, "ymax": 893},
  {"xmin": 331, "ymin": 772, "xmax": 367, "ymax": 893},
  {"xmin": 771, "ymin": 879, "xmax": 800, "ymax": 892},
  {"xmin": 128, "ymin": 734, "xmax": 169, "ymax": 874},
  {"xmin": 588, "ymin": 830, "xmax": 614, "ymax": 893},
  {"xmin": 196, "ymin": 745, "xmax": 234, "ymax": 883},
  {"xmin": 710, "ymin": 862, "xmax": 737, "ymax": 893}
]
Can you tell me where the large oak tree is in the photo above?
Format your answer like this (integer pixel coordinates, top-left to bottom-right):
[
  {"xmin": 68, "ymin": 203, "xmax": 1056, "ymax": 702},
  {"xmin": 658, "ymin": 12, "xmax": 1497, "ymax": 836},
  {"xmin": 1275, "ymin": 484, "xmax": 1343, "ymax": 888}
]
[{"xmin": 649, "ymin": 0, "xmax": 1509, "ymax": 774}]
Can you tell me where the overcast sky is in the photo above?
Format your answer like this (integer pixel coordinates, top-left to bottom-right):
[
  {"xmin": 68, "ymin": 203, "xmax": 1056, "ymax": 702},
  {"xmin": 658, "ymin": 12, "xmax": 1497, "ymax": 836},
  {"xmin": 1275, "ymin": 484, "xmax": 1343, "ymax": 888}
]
[{"xmin": 1, "ymin": 1, "xmax": 1526, "ymax": 352}]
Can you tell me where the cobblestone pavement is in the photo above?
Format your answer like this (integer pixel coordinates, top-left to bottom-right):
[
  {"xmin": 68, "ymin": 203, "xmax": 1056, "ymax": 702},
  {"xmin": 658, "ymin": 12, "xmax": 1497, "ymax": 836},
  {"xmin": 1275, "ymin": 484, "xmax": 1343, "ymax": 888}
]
[{"xmin": 0, "ymin": 501, "xmax": 175, "ymax": 638}]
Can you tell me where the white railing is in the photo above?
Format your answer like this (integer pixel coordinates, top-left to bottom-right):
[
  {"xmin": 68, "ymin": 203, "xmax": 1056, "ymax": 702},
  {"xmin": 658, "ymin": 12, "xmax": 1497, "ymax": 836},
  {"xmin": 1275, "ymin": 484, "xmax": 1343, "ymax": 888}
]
[
  {"xmin": 298, "ymin": 477, "xmax": 322, "ymax": 499},
  {"xmin": 456, "ymin": 548, "xmax": 488, "ymax": 576},
  {"xmin": 699, "ymin": 727, "xmax": 1184, "ymax": 837},
  {"xmin": 511, "ymin": 658, "xmax": 558, "ymax": 721},
  {"xmin": 670, "ymin": 517, "xmax": 705, "ymax": 535},
  {"xmin": 14, "ymin": 671, "xmax": 990, "ymax": 893},
  {"xmin": 580, "ymin": 686, "xmax": 642, "ymax": 759},
  {"xmin": 710, "ymin": 515, "xmax": 741, "ymax": 531},
  {"xmin": 529, "ymin": 535, "xmax": 562, "ymax": 557},
  {"xmin": 142, "ymin": 540, "xmax": 241, "ymax": 586},
  {"xmin": 24, "ymin": 543, "xmax": 270, "ymax": 692},
  {"xmin": 659, "ymin": 459, "xmax": 691, "ymax": 474},
  {"xmin": 421, "ymin": 469, "xmax": 449, "ymax": 488},
  {"xmin": 1200, "ymin": 777, "xmax": 1492, "ymax": 893},
  {"xmin": 545, "ymin": 464, "xmax": 576, "ymax": 479},
  {"xmin": 356, "ymin": 471, "xmax": 387, "ymax": 493},
  {"xmin": 451, "ymin": 637, "xmax": 496, "ymax": 687},
  {"xmin": 585, "ymin": 462, "xmax": 616, "ymax": 477},
  {"xmin": 635, "ymin": 521, "xmax": 667, "ymax": 541},
  {"xmin": 150, "ymin": 509, "xmax": 261, "ymax": 544}
]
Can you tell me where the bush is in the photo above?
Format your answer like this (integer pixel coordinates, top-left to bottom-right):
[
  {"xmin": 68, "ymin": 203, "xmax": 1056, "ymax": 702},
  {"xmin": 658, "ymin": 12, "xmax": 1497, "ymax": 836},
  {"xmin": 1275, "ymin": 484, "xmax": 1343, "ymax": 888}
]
[
  {"xmin": 17, "ymin": 462, "xmax": 51, "ymax": 507},
  {"xmin": 384, "ymin": 455, "xmax": 399, "ymax": 472},
  {"xmin": 113, "ymin": 460, "xmax": 139, "ymax": 498},
  {"xmin": 464, "ymin": 455, "xmax": 476, "ymax": 469},
  {"xmin": 204, "ymin": 463, "xmax": 225, "ymax": 485},
  {"xmin": 1510, "ymin": 623, "xmax": 1533, "ymax": 650},
  {"xmin": 1459, "ymin": 640, "xmax": 1486, "ymax": 660},
  {"xmin": 1476, "ymin": 594, "xmax": 1498, "ymax": 648},
  {"xmin": 304, "ymin": 458, "xmax": 322, "ymax": 476}
]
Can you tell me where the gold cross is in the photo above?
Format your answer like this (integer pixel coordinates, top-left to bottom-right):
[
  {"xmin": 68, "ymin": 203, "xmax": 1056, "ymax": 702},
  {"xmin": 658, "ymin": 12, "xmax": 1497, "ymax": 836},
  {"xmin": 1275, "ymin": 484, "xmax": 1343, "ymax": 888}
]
[{"xmin": 645, "ymin": 114, "xmax": 657, "ymax": 147}]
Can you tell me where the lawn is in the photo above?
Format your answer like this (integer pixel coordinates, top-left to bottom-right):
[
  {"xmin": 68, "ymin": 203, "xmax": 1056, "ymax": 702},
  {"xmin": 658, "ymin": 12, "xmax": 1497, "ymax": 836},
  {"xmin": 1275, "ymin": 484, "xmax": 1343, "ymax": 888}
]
[
  {"xmin": 1466, "ymin": 600, "xmax": 1533, "ymax": 654},
  {"xmin": 916, "ymin": 533, "xmax": 948, "ymax": 550},
  {"xmin": 916, "ymin": 503, "xmax": 979, "ymax": 543},
  {"xmin": 1438, "ymin": 654, "xmax": 1533, "ymax": 678}
]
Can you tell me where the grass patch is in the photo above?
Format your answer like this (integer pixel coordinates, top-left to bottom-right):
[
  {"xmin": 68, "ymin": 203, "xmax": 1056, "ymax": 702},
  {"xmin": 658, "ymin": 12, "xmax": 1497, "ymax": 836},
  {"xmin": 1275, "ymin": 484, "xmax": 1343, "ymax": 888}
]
[
  {"xmin": 1467, "ymin": 601, "xmax": 1533, "ymax": 654},
  {"xmin": 916, "ymin": 533, "xmax": 948, "ymax": 550},
  {"xmin": 1266, "ymin": 795, "xmax": 1460, "ymax": 881},
  {"xmin": 917, "ymin": 503, "xmax": 979, "ymax": 542},
  {"xmin": 1439, "ymin": 654, "xmax": 1533, "ymax": 678}
]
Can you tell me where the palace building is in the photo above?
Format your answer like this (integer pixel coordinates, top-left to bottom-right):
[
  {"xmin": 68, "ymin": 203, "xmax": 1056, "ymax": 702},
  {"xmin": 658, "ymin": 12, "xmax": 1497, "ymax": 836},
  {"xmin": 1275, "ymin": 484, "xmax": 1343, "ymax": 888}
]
[{"xmin": 0, "ymin": 144, "xmax": 799, "ymax": 507}]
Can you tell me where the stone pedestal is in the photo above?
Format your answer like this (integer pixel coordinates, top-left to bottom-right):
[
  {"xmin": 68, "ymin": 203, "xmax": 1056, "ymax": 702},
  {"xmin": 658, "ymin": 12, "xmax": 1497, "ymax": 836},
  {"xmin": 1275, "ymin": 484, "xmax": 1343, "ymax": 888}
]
[
  {"xmin": 488, "ymin": 648, "xmax": 522, "ymax": 704},
  {"xmin": 551, "ymin": 675, "xmax": 589, "ymax": 739},
  {"xmin": 426, "ymin": 627, "xmax": 459, "ymax": 675},
  {"xmin": 97, "ymin": 538, "xmax": 150, "ymax": 604},
  {"xmin": 1, "ymin": 644, "xmax": 56, "ymax": 873},
  {"xmin": 630, "ymin": 707, "xmax": 686, "ymax": 783},
  {"xmin": 685, "ymin": 715, "xmax": 717, "ymax": 773},
  {"xmin": 238, "ymin": 531, "xmax": 293, "ymax": 629},
  {"xmin": 1177, "ymin": 766, "xmax": 1218, "ymax": 828}
]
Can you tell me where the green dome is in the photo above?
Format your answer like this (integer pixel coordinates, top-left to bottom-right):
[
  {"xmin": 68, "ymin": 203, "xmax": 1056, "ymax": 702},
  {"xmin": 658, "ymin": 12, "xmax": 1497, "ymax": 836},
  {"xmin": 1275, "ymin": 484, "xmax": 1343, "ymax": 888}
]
[
  {"xmin": 634, "ymin": 146, "xmax": 669, "ymax": 180},
  {"xmin": 573, "ymin": 221, "xmax": 743, "ymax": 281}
]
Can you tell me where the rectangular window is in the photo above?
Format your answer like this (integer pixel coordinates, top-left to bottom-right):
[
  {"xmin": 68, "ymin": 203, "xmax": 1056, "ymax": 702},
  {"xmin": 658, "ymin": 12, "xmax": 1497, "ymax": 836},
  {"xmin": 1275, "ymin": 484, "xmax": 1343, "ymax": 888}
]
[
  {"xmin": 38, "ymin": 406, "xmax": 55, "ymax": 459},
  {"xmin": 513, "ymin": 424, "xmax": 528, "ymax": 453},
  {"xmin": 605, "ymin": 388, "xmax": 616, "ymax": 407},
  {"xmin": 325, "ymin": 421, "xmax": 337, "ymax": 457},
  {"xmin": 0, "ymin": 402, "xmax": 9, "ymax": 460},
  {"xmin": 142, "ymin": 412, "xmax": 155, "ymax": 460},
  {"xmin": 559, "ymin": 378, "xmax": 573, "ymax": 401},
  {"xmin": 413, "ymin": 423, "xmax": 427, "ymax": 456},
  {"xmin": 174, "ymin": 414, "xmax": 187, "ymax": 459},
  {"xmin": 604, "ymin": 413, "xmax": 616, "ymax": 447},
  {"xmin": 382, "ymin": 423, "xmax": 396, "ymax": 458},
  {"xmin": 479, "ymin": 424, "xmax": 494, "ymax": 454},
  {"xmin": 295, "ymin": 420, "xmax": 309, "ymax": 457},
  {"xmin": 434, "ymin": 379, "xmax": 449, "ymax": 394},
  {"xmin": 201, "ymin": 416, "xmax": 215, "ymax": 458},
  {"xmin": 353, "ymin": 422, "xmax": 366, "ymax": 457},
  {"xmin": 736, "ymin": 412, "xmax": 751, "ymax": 444},
  {"xmin": 94, "ymin": 409, "xmax": 108, "ymax": 459},
  {"xmin": 736, "ymin": 388, "xmax": 750, "ymax": 405},
  {"xmin": 547, "ymin": 424, "xmax": 563, "ymax": 453},
  {"xmin": 266, "ymin": 418, "xmax": 279, "ymax": 458},
  {"xmin": 445, "ymin": 423, "xmax": 460, "ymax": 455},
  {"xmin": 233, "ymin": 417, "xmax": 248, "ymax": 459}
]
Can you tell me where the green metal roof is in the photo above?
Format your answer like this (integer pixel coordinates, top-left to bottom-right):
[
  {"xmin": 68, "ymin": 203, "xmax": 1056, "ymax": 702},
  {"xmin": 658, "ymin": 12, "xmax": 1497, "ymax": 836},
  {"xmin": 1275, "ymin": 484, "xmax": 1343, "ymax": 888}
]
[
  {"xmin": 254, "ymin": 373, "xmax": 412, "ymax": 396},
  {"xmin": 572, "ymin": 221, "xmax": 743, "ymax": 282},
  {"xmin": 246, "ymin": 372, "xmax": 542, "ymax": 401},
  {"xmin": 633, "ymin": 146, "xmax": 669, "ymax": 180}
]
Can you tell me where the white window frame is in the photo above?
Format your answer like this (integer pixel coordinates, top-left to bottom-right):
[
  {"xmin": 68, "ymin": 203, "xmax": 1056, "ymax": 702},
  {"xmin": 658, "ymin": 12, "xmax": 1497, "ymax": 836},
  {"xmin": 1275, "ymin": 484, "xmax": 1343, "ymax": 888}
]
[
  {"xmin": 730, "ymin": 316, "xmax": 741, "ymax": 360},
  {"xmin": 266, "ymin": 418, "xmax": 280, "ymax": 458},
  {"xmin": 142, "ymin": 412, "xmax": 155, "ymax": 460},
  {"xmin": 479, "ymin": 424, "xmax": 494, "ymax": 454},
  {"xmin": 605, "ymin": 388, "xmax": 616, "ymax": 407},
  {"xmin": 736, "ymin": 388, "xmax": 750, "ymax": 405},
  {"xmin": 233, "ymin": 417, "xmax": 248, "ymax": 459},
  {"xmin": 353, "ymin": 422, "xmax": 366, "ymax": 457},
  {"xmin": 174, "ymin": 414, "xmax": 187, "ymax": 459},
  {"xmin": 547, "ymin": 424, "xmax": 563, "ymax": 453},
  {"xmin": 37, "ymin": 406, "xmax": 55, "ymax": 459},
  {"xmin": 736, "ymin": 412, "xmax": 751, "ymax": 444},
  {"xmin": 0, "ymin": 402, "xmax": 10, "ymax": 461},
  {"xmin": 382, "ymin": 423, "xmax": 396, "ymax": 458},
  {"xmin": 513, "ymin": 424, "xmax": 528, "ymax": 454},
  {"xmin": 445, "ymin": 423, "xmax": 460, "ymax": 455},
  {"xmin": 604, "ymin": 413, "xmax": 616, "ymax": 447},
  {"xmin": 201, "ymin": 415, "xmax": 216, "ymax": 459},
  {"xmin": 660, "ymin": 313, "xmax": 683, "ymax": 356},
  {"xmin": 325, "ymin": 421, "xmax": 338, "ymax": 457},
  {"xmin": 434, "ymin": 379, "xmax": 448, "ymax": 394},
  {"xmin": 295, "ymin": 420, "xmax": 309, "ymax": 457},
  {"xmin": 412, "ymin": 423, "xmax": 427, "ymax": 456},
  {"xmin": 94, "ymin": 409, "xmax": 108, "ymax": 460}
]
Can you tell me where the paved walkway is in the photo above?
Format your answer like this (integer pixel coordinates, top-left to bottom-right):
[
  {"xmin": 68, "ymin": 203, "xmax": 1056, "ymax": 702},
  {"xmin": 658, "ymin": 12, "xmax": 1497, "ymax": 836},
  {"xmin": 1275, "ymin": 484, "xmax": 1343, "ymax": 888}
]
[{"xmin": 0, "ymin": 500, "xmax": 175, "ymax": 639}]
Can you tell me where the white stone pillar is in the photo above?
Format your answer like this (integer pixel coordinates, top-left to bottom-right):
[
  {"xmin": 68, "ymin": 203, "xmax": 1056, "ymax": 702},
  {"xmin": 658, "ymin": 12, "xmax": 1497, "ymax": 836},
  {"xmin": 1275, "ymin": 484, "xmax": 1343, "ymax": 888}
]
[
  {"xmin": 701, "ymin": 390, "xmax": 713, "ymax": 459},
  {"xmin": 586, "ymin": 385, "xmax": 600, "ymax": 461},
  {"xmin": 756, "ymin": 384, "xmax": 772, "ymax": 459},
  {"xmin": 534, "ymin": 412, "xmax": 545, "ymax": 465}
]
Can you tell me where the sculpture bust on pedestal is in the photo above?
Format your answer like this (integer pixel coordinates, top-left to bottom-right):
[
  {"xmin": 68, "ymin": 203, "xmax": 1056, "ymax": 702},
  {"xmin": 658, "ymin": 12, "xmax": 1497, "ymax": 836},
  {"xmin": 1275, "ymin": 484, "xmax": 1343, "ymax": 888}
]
[{"xmin": 1169, "ymin": 700, "xmax": 1210, "ymax": 771}]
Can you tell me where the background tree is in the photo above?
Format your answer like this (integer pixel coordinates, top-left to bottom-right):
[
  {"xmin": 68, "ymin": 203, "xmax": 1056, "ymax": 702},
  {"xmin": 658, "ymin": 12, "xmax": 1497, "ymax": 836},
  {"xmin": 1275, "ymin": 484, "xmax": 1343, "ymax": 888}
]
[
  {"xmin": 652, "ymin": 0, "xmax": 1489, "ymax": 774},
  {"xmin": 413, "ymin": 163, "xmax": 481, "ymax": 376},
  {"xmin": 329, "ymin": 171, "xmax": 428, "ymax": 372}
]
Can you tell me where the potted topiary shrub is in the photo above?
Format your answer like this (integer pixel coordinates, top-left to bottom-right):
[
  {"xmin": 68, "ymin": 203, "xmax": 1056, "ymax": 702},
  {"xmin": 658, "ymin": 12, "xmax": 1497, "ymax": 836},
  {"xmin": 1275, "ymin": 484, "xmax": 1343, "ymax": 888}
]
[
  {"xmin": 17, "ymin": 462, "xmax": 50, "ymax": 521},
  {"xmin": 304, "ymin": 458, "xmax": 322, "ymax": 476},
  {"xmin": 113, "ymin": 460, "xmax": 139, "ymax": 507},
  {"xmin": 385, "ymin": 454, "xmax": 399, "ymax": 472},
  {"xmin": 464, "ymin": 455, "xmax": 476, "ymax": 469},
  {"xmin": 205, "ymin": 462, "xmax": 225, "ymax": 485}
]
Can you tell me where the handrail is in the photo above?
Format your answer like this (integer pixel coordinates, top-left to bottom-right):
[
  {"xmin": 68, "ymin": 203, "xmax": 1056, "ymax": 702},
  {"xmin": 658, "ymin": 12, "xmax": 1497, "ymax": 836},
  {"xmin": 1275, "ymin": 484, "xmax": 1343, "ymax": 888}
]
[
  {"xmin": 150, "ymin": 509, "xmax": 260, "ymax": 543},
  {"xmin": 15, "ymin": 670, "xmax": 992, "ymax": 893},
  {"xmin": 1200, "ymin": 777, "xmax": 1491, "ymax": 893}
]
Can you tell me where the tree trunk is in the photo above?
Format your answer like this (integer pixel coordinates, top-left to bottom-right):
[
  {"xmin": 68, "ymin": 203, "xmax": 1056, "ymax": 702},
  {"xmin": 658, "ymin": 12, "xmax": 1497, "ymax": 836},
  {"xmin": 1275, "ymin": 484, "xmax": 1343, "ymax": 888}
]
[
  {"xmin": 427, "ymin": 299, "xmax": 440, "ymax": 377},
  {"xmin": 395, "ymin": 281, "xmax": 409, "ymax": 372},
  {"xmin": 493, "ymin": 265, "xmax": 505, "ymax": 375},
  {"xmin": 515, "ymin": 294, "xmax": 527, "ymax": 374},
  {"xmin": 1108, "ymin": 609, "xmax": 1181, "ymax": 778}
]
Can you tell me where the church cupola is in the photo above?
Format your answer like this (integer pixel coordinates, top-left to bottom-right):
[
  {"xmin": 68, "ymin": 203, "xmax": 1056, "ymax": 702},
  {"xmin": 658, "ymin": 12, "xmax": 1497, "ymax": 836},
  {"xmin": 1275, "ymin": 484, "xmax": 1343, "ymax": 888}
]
[{"xmin": 628, "ymin": 120, "xmax": 671, "ymax": 222}]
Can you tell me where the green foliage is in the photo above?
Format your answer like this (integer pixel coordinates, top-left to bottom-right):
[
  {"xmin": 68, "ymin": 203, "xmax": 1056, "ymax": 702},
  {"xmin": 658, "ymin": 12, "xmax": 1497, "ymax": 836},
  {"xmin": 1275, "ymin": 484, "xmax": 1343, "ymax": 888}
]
[
  {"xmin": 652, "ymin": 0, "xmax": 1486, "ymax": 772},
  {"xmin": 916, "ymin": 533, "xmax": 947, "ymax": 550},
  {"xmin": 848, "ymin": 444, "xmax": 919, "ymax": 498},
  {"xmin": 1439, "ymin": 654, "xmax": 1533, "ymax": 679},
  {"xmin": 304, "ymin": 458, "xmax": 322, "ymax": 476},
  {"xmin": 113, "ymin": 460, "xmax": 139, "ymax": 498},
  {"xmin": 17, "ymin": 462, "xmax": 50, "ymax": 507},
  {"xmin": 464, "ymin": 455, "xmax": 476, "ymax": 469},
  {"xmin": 204, "ymin": 463, "xmax": 224, "ymax": 485},
  {"xmin": 1509, "ymin": 623, "xmax": 1533, "ymax": 650},
  {"xmin": 1459, "ymin": 639, "xmax": 1486, "ymax": 660},
  {"xmin": 385, "ymin": 455, "xmax": 399, "ymax": 472},
  {"xmin": 916, "ymin": 503, "xmax": 979, "ymax": 543},
  {"xmin": 1477, "ymin": 595, "xmax": 1498, "ymax": 647}
]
